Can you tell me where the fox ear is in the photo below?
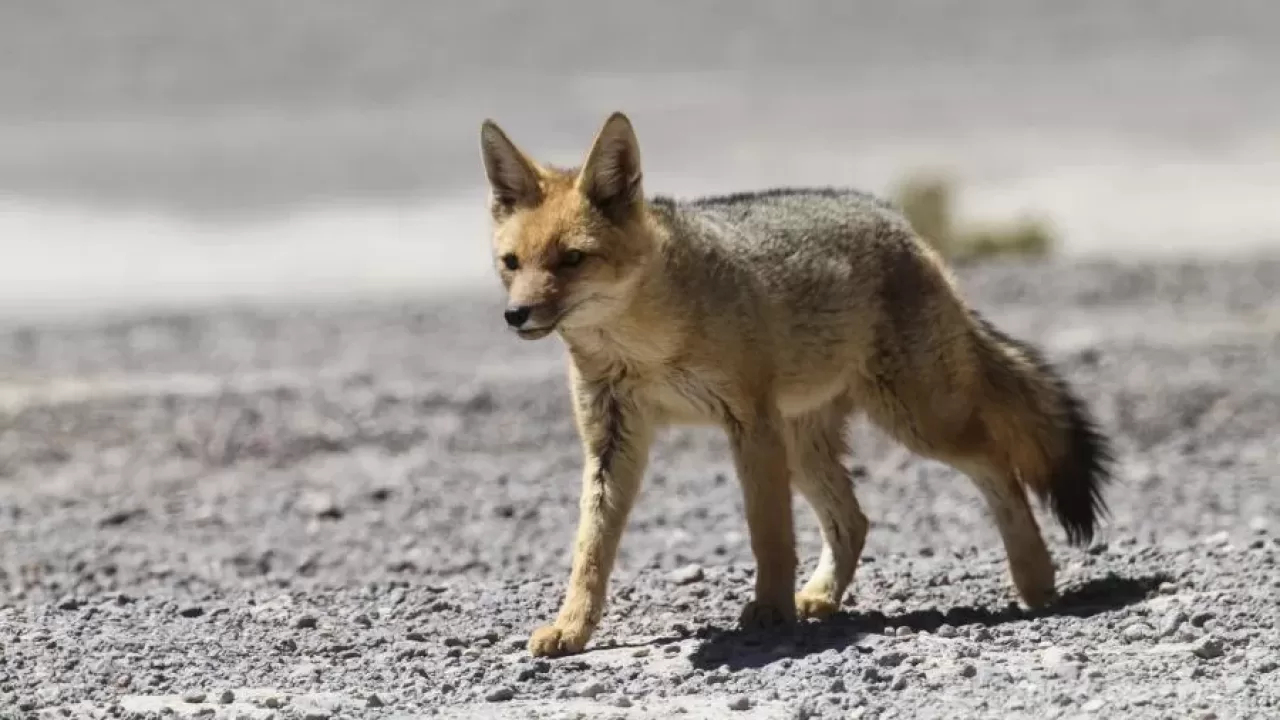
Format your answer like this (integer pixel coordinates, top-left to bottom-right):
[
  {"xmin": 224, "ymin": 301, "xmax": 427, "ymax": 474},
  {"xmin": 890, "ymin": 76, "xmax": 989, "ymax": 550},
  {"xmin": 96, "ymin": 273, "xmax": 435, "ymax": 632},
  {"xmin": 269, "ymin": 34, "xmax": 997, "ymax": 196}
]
[
  {"xmin": 480, "ymin": 119, "xmax": 542, "ymax": 215},
  {"xmin": 577, "ymin": 112, "xmax": 643, "ymax": 219}
]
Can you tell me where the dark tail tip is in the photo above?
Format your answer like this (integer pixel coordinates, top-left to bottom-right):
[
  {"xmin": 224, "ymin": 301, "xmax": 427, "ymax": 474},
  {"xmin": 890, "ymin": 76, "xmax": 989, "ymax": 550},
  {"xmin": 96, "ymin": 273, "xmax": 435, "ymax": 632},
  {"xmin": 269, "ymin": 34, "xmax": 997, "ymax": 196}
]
[
  {"xmin": 969, "ymin": 309, "xmax": 1115, "ymax": 546},
  {"xmin": 1048, "ymin": 383, "xmax": 1115, "ymax": 546}
]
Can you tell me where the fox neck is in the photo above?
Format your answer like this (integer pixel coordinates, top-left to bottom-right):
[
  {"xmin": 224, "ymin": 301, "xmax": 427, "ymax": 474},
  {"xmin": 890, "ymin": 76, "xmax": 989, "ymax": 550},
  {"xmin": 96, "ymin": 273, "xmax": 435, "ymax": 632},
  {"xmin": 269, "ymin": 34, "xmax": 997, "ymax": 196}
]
[{"xmin": 558, "ymin": 206, "xmax": 684, "ymax": 374}]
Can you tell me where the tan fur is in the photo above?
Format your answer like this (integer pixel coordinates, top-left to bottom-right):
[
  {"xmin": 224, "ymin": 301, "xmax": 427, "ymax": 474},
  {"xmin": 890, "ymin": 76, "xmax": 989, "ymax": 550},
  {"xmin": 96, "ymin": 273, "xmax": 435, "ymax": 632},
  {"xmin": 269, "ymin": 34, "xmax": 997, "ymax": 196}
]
[{"xmin": 478, "ymin": 112, "xmax": 1113, "ymax": 658}]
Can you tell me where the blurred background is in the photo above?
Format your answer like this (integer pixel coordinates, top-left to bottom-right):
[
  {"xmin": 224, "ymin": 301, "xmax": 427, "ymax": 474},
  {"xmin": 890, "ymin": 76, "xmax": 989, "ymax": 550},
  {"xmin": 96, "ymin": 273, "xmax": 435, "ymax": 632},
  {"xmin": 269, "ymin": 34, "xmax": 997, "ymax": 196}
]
[{"xmin": 0, "ymin": 0, "xmax": 1276, "ymax": 317}]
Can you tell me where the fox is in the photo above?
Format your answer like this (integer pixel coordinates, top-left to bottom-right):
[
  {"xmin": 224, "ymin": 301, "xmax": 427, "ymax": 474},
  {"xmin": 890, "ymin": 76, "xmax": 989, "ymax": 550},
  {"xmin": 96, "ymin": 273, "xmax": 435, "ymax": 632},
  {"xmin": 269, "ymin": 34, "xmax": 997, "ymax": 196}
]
[{"xmin": 477, "ymin": 111, "xmax": 1115, "ymax": 658}]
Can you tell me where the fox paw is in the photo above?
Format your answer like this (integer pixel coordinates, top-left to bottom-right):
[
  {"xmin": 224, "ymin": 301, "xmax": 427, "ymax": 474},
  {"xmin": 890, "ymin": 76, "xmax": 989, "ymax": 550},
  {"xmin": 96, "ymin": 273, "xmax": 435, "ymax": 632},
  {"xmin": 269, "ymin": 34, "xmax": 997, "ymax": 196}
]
[
  {"xmin": 527, "ymin": 625, "xmax": 588, "ymax": 658},
  {"xmin": 738, "ymin": 599, "xmax": 797, "ymax": 631},
  {"xmin": 795, "ymin": 591, "xmax": 840, "ymax": 620}
]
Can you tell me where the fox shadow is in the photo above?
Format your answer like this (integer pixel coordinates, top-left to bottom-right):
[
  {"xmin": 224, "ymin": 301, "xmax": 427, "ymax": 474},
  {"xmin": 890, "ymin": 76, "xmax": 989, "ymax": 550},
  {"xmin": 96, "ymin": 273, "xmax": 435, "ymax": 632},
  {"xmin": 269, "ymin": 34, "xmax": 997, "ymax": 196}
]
[{"xmin": 686, "ymin": 571, "xmax": 1172, "ymax": 671}]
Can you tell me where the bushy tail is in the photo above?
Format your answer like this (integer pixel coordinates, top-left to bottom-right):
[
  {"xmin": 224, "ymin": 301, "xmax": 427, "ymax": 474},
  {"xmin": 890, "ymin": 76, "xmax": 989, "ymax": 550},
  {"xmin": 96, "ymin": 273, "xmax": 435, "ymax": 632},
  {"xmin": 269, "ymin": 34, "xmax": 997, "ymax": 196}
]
[{"xmin": 969, "ymin": 310, "xmax": 1115, "ymax": 546}]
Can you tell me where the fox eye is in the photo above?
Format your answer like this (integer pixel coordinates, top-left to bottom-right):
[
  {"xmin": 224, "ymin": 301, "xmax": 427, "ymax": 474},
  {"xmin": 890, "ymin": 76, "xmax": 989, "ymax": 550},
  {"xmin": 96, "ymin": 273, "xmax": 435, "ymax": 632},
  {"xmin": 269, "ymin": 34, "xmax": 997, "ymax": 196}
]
[
  {"xmin": 501, "ymin": 253, "xmax": 519, "ymax": 271},
  {"xmin": 560, "ymin": 249, "xmax": 585, "ymax": 268}
]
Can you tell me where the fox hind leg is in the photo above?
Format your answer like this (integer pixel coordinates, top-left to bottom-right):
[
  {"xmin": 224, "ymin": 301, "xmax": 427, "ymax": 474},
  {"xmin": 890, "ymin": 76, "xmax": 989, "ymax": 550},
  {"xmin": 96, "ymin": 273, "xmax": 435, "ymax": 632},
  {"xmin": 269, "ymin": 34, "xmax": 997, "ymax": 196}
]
[
  {"xmin": 785, "ymin": 397, "xmax": 869, "ymax": 620},
  {"xmin": 856, "ymin": 363, "xmax": 1058, "ymax": 609}
]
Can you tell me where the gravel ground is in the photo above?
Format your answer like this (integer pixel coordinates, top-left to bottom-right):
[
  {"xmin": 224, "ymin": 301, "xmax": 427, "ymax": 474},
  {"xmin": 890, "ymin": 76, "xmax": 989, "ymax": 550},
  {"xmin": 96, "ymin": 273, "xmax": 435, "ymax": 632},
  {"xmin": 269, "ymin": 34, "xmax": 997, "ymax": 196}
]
[{"xmin": 1, "ymin": 257, "xmax": 1279, "ymax": 719}]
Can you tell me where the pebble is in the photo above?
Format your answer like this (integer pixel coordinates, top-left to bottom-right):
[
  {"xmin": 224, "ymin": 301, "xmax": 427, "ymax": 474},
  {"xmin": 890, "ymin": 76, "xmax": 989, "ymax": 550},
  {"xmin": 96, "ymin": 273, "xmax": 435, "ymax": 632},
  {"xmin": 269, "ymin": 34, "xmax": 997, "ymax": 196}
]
[
  {"xmin": 181, "ymin": 690, "xmax": 207, "ymax": 704},
  {"xmin": 609, "ymin": 694, "xmax": 633, "ymax": 708},
  {"xmin": 875, "ymin": 650, "xmax": 907, "ymax": 668},
  {"xmin": 958, "ymin": 663, "xmax": 977, "ymax": 678},
  {"xmin": 294, "ymin": 614, "xmax": 318, "ymax": 629},
  {"xmin": 1204, "ymin": 531, "xmax": 1231, "ymax": 546},
  {"xmin": 668, "ymin": 564, "xmax": 705, "ymax": 585},
  {"xmin": 890, "ymin": 670, "xmax": 911, "ymax": 691},
  {"xmin": 1122, "ymin": 622, "xmax": 1154, "ymax": 642},
  {"xmin": 576, "ymin": 681, "xmax": 608, "ymax": 699},
  {"xmin": 485, "ymin": 686, "xmax": 515, "ymax": 702},
  {"xmin": 217, "ymin": 689, "xmax": 235, "ymax": 704},
  {"xmin": 1042, "ymin": 647, "xmax": 1084, "ymax": 680},
  {"xmin": 1190, "ymin": 611, "xmax": 1215, "ymax": 628},
  {"xmin": 1159, "ymin": 610, "xmax": 1188, "ymax": 637},
  {"xmin": 366, "ymin": 694, "xmax": 385, "ymax": 707},
  {"xmin": 727, "ymin": 695, "xmax": 753, "ymax": 711},
  {"xmin": 935, "ymin": 624, "xmax": 958, "ymax": 638},
  {"xmin": 178, "ymin": 605, "xmax": 205, "ymax": 618},
  {"xmin": 1191, "ymin": 636, "xmax": 1225, "ymax": 660}
]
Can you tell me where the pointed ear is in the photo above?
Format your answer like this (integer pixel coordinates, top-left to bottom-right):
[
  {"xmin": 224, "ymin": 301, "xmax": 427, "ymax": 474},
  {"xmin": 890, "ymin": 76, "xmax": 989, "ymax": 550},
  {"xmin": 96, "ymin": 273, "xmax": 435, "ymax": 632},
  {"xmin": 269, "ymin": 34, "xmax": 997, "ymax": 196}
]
[
  {"xmin": 576, "ymin": 112, "xmax": 643, "ymax": 219},
  {"xmin": 479, "ymin": 119, "xmax": 542, "ymax": 215}
]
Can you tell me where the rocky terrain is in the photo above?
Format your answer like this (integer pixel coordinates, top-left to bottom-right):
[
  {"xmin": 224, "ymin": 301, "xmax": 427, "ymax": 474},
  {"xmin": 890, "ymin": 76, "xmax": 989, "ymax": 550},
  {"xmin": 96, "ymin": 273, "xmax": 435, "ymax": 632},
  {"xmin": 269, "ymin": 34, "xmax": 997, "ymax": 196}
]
[{"xmin": 1, "ymin": 256, "xmax": 1278, "ymax": 719}]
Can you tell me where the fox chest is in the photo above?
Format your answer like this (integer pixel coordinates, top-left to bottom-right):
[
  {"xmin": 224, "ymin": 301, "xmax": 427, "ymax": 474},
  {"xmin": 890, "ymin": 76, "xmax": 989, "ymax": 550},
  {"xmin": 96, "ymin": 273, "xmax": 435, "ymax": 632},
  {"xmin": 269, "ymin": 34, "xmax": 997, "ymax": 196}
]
[{"xmin": 632, "ymin": 370, "xmax": 731, "ymax": 427}]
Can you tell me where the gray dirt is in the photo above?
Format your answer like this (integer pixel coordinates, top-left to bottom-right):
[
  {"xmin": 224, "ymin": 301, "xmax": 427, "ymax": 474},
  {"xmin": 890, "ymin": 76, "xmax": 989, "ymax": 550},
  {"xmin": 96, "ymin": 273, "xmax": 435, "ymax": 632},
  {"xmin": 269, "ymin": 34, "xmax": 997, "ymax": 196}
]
[{"xmin": 2, "ymin": 256, "xmax": 1279, "ymax": 719}]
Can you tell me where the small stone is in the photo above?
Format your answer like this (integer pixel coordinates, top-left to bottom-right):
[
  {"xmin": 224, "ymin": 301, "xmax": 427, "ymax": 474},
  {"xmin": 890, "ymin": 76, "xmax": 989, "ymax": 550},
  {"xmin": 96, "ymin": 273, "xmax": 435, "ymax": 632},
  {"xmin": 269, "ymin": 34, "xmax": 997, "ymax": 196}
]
[
  {"xmin": 875, "ymin": 650, "xmax": 907, "ymax": 668},
  {"xmin": 1190, "ymin": 611, "xmax": 1215, "ymax": 628},
  {"xmin": 366, "ymin": 694, "xmax": 385, "ymax": 707},
  {"xmin": 1191, "ymin": 636, "xmax": 1225, "ymax": 660},
  {"xmin": 485, "ymin": 686, "xmax": 515, "ymax": 702},
  {"xmin": 350, "ymin": 613, "xmax": 372, "ymax": 628},
  {"xmin": 303, "ymin": 712, "xmax": 331, "ymax": 720},
  {"xmin": 178, "ymin": 605, "xmax": 205, "ymax": 618},
  {"xmin": 958, "ymin": 663, "xmax": 977, "ymax": 678},
  {"xmin": 181, "ymin": 690, "xmax": 207, "ymax": 704},
  {"xmin": 217, "ymin": 690, "xmax": 235, "ymax": 704},
  {"xmin": 1256, "ymin": 659, "xmax": 1278, "ymax": 674},
  {"xmin": 668, "ymin": 564, "xmax": 705, "ymax": 585},
  {"xmin": 263, "ymin": 696, "xmax": 283, "ymax": 709},
  {"xmin": 1122, "ymin": 623, "xmax": 1154, "ymax": 642},
  {"xmin": 1159, "ymin": 610, "xmax": 1188, "ymax": 637},
  {"xmin": 1204, "ymin": 531, "xmax": 1230, "ymax": 547},
  {"xmin": 576, "ymin": 681, "xmax": 608, "ymax": 699},
  {"xmin": 890, "ymin": 670, "xmax": 911, "ymax": 690},
  {"xmin": 895, "ymin": 626, "xmax": 914, "ymax": 637},
  {"xmin": 935, "ymin": 624, "xmax": 957, "ymax": 638},
  {"xmin": 294, "ymin": 614, "xmax": 318, "ymax": 629},
  {"xmin": 632, "ymin": 648, "xmax": 650, "ymax": 658},
  {"xmin": 727, "ymin": 696, "xmax": 752, "ymax": 711},
  {"xmin": 609, "ymin": 695, "xmax": 633, "ymax": 708},
  {"xmin": 1042, "ymin": 647, "xmax": 1083, "ymax": 679}
]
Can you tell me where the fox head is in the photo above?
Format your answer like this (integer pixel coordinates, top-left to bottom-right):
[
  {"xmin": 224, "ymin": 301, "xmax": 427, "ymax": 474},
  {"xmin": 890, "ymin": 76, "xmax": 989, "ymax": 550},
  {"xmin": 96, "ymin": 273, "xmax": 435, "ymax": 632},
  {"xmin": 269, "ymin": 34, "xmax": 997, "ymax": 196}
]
[{"xmin": 479, "ymin": 112, "xmax": 657, "ymax": 340}]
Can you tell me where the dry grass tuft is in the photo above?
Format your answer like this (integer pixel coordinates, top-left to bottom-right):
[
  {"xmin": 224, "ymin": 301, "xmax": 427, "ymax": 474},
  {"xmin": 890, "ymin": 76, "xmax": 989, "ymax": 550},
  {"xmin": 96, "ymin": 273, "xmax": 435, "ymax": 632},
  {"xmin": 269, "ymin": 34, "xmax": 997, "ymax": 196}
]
[{"xmin": 891, "ymin": 171, "xmax": 1058, "ymax": 263}]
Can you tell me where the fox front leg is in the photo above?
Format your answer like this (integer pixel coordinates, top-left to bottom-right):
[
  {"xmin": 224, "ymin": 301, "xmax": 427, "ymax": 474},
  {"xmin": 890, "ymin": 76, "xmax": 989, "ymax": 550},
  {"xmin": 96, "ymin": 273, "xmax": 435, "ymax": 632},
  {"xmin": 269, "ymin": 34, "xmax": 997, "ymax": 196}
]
[
  {"xmin": 528, "ymin": 381, "xmax": 653, "ymax": 658},
  {"xmin": 726, "ymin": 407, "xmax": 799, "ymax": 631}
]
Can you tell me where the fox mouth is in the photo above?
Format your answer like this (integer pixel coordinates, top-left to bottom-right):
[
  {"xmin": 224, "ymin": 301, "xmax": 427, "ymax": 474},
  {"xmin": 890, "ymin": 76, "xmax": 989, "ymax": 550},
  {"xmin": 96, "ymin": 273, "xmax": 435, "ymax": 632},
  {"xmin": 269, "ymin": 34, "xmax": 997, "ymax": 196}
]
[
  {"xmin": 515, "ymin": 324, "xmax": 557, "ymax": 340},
  {"xmin": 510, "ymin": 297, "xmax": 596, "ymax": 340}
]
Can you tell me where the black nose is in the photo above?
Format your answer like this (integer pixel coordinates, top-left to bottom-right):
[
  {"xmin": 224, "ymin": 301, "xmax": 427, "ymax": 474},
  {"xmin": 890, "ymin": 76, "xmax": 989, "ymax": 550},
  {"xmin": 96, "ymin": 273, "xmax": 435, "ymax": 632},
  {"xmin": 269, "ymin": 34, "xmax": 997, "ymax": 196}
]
[{"xmin": 504, "ymin": 305, "xmax": 532, "ymax": 328}]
